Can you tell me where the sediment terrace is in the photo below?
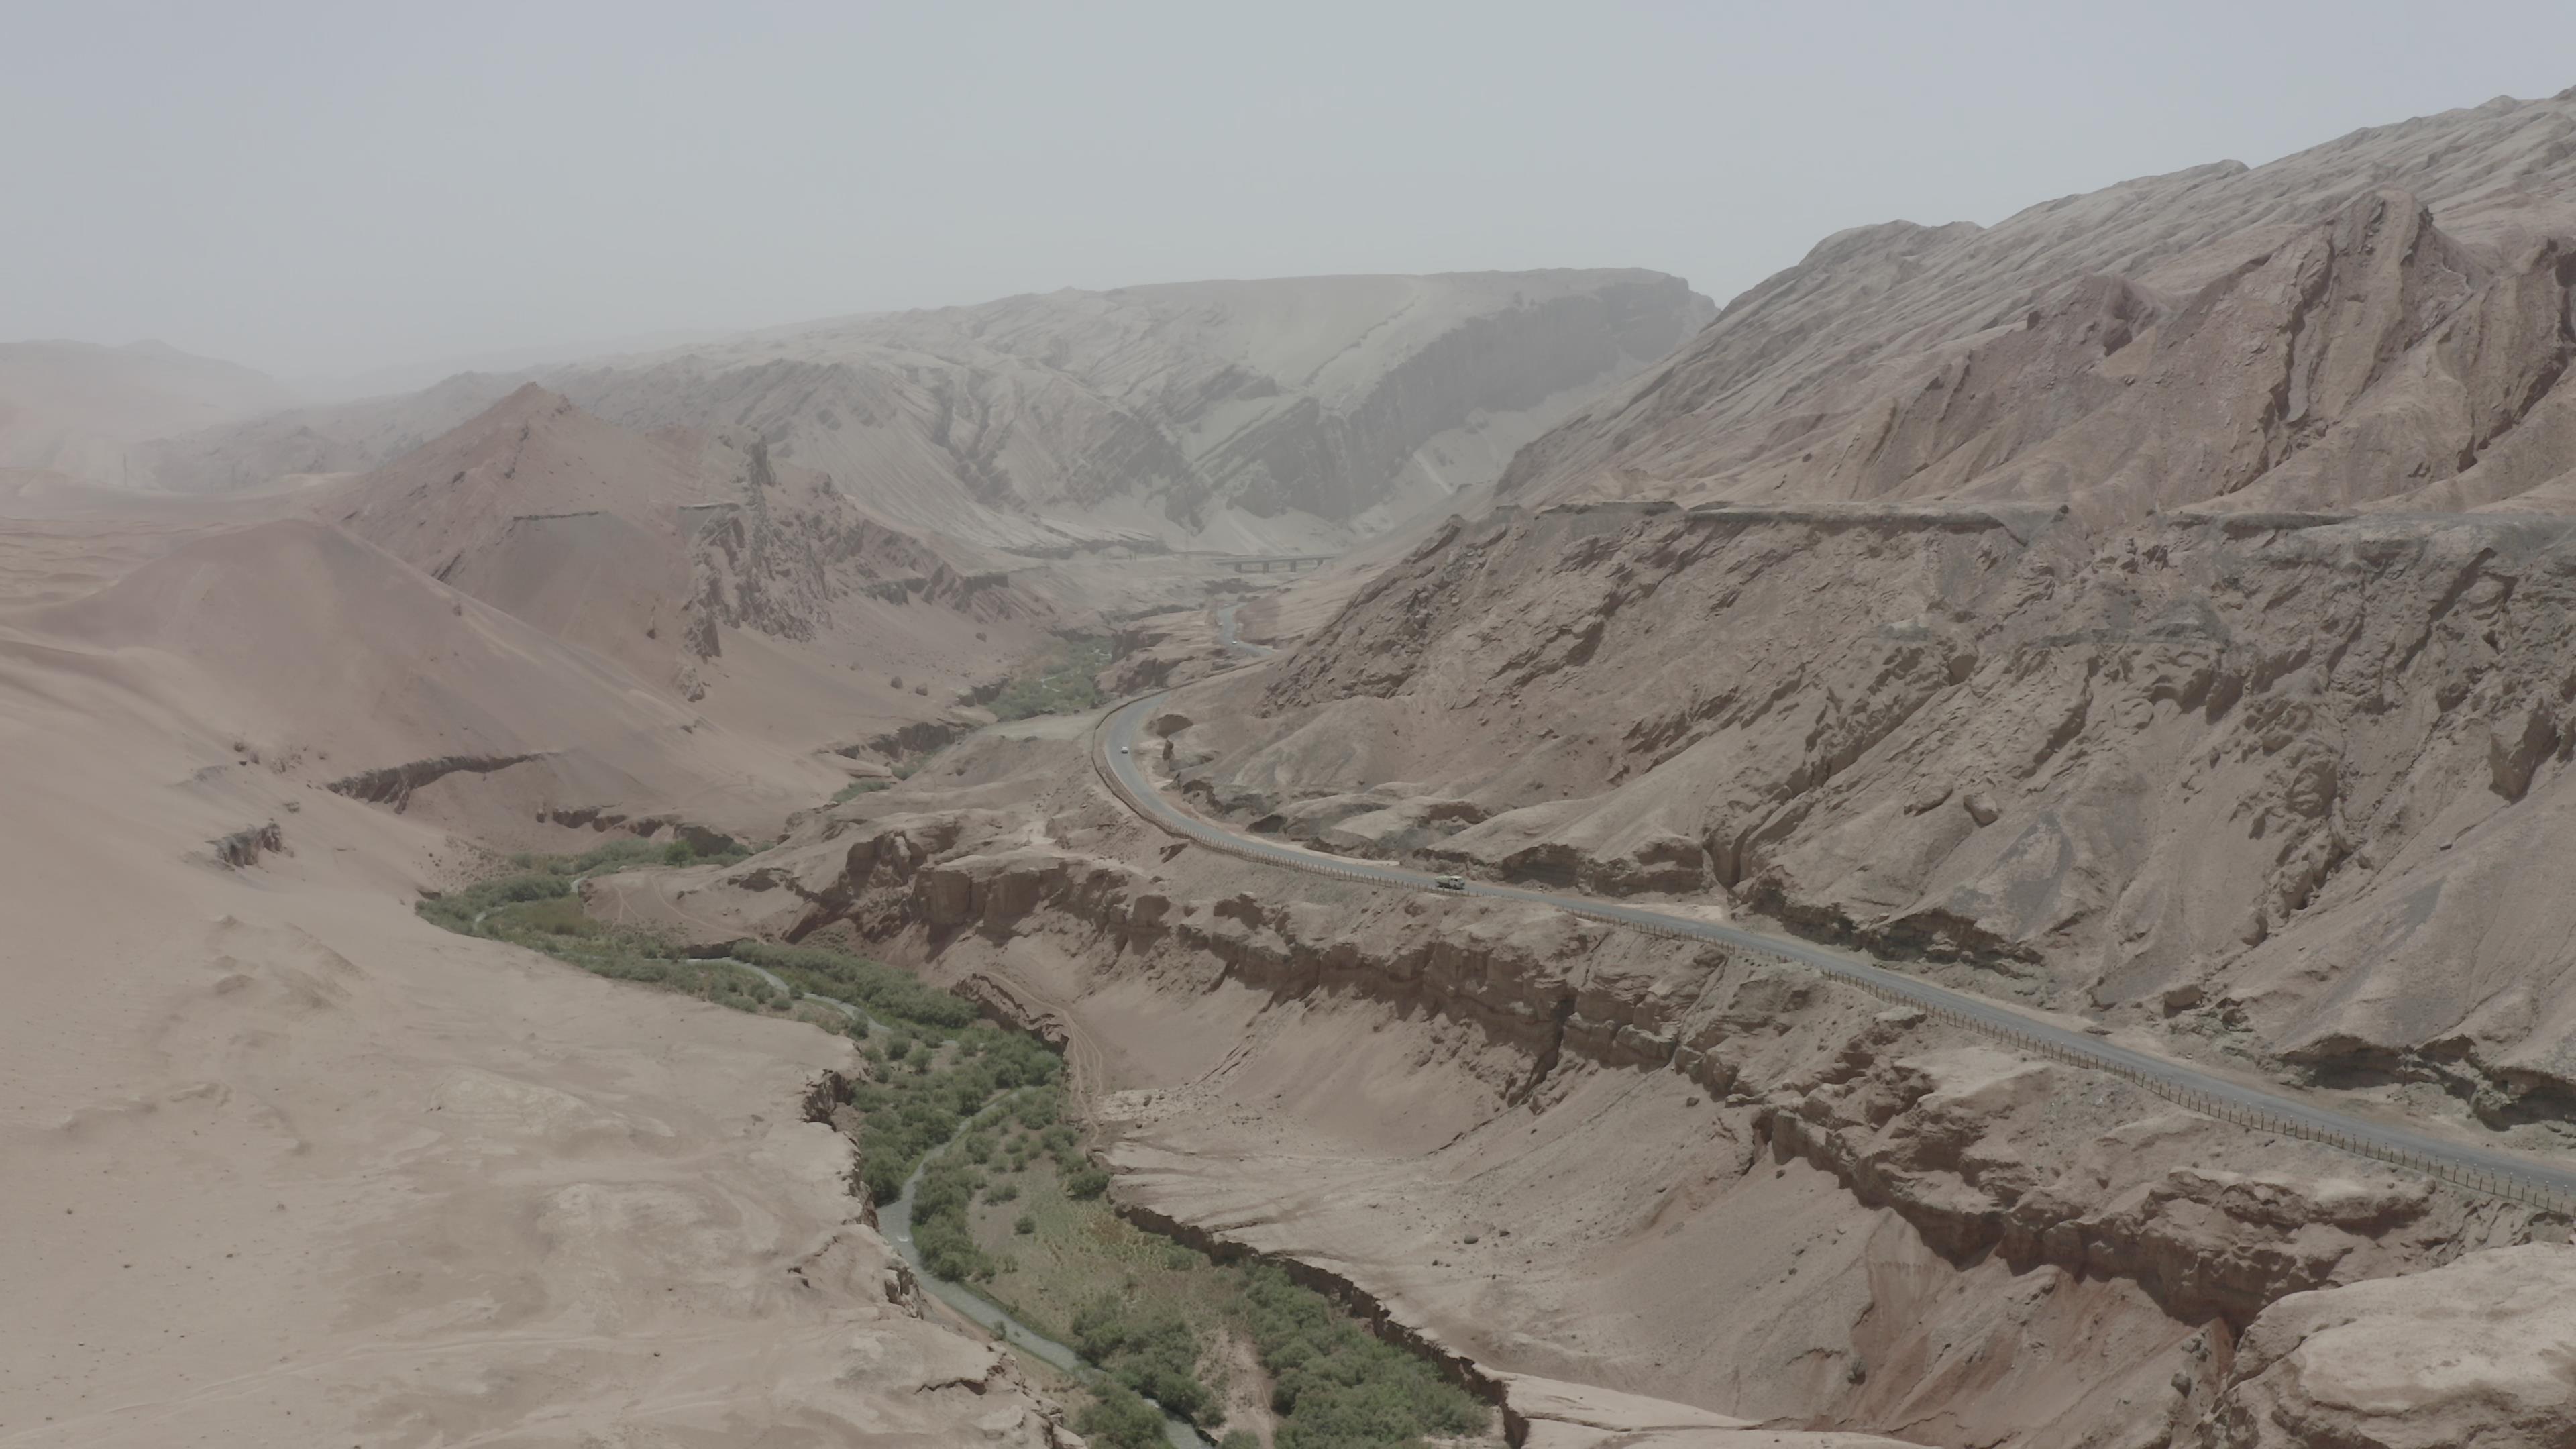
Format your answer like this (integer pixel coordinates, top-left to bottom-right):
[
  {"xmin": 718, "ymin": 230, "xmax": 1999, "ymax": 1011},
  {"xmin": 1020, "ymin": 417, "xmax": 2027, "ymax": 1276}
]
[{"xmin": 612, "ymin": 710, "xmax": 2576, "ymax": 1448}]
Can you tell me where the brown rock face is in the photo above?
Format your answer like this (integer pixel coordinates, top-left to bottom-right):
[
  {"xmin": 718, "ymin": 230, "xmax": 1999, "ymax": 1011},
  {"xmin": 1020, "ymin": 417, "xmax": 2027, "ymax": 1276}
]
[
  {"xmin": 2214, "ymin": 1244, "xmax": 2576, "ymax": 1449},
  {"xmin": 327, "ymin": 385, "xmax": 1046, "ymax": 684},
  {"xmin": 1499, "ymin": 93, "xmax": 2576, "ymax": 523},
  {"xmin": 678, "ymin": 736, "xmax": 2567, "ymax": 1449},
  {"xmin": 1237, "ymin": 498, "xmax": 2576, "ymax": 1124}
]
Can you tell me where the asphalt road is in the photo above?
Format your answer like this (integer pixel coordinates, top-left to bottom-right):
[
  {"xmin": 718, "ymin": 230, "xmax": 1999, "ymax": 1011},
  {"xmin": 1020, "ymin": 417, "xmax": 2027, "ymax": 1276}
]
[
  {"xmin": 1099, "ymin": 688, "xmax": 2576, "ymax": 1210},
  {"xmin": 1212, "ymin": 602, "xmax": 1274, "ymax": 657}
]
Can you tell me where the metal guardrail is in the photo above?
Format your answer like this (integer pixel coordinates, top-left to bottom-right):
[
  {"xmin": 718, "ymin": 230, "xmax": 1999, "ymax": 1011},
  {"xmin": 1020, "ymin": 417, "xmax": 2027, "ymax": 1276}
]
[{"xmin": 1087, "ymin": 692, "xmax": 2576, "ymax": 1217}]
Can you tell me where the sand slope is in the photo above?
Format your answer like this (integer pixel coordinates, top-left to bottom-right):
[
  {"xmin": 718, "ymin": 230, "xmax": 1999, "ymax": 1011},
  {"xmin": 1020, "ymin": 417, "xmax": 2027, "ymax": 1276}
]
[
  {"xmin": 0, "ymin": 574, "xmax": 1064, "ymax": 1446},
  {"xmin": 0, "ymin": 340, "xmax": 289, "ymax": 488},
  {"xmin": 30, "ymin": 515, "xmax": 839, "ymax": 843}
]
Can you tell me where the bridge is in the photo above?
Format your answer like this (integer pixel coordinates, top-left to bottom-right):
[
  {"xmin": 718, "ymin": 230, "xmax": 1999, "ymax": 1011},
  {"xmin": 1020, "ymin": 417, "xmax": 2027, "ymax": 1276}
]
[{"xmin": 1215, "ymin": 553, "xmax": 1336, "ymax": 574}]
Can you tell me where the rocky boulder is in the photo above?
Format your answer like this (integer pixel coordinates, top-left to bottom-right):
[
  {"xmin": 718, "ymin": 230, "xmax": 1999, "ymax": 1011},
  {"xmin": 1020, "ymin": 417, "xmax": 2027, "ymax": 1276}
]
[{"xmin": 2213, "ymin": 1244, "xmax": 2576, "ymax": 1448}]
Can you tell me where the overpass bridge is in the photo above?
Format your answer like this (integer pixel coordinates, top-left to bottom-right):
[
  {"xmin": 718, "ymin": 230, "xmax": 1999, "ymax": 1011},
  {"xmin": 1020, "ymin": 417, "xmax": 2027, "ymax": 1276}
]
[{"xmin": 1214, "ymin": 553, "xmax": 1336, "ymax": 574}]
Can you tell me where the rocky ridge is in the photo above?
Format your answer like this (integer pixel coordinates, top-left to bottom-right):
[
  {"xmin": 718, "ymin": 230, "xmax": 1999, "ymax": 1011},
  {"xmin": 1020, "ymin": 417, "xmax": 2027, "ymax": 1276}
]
[
  {"xmin": 1500, "ymin": 91, "xmax": 2576, "ymax": 523},
  {"xmin": 1212, "ymin": 494, "xmax": 2576, "ymax": 1146},
  {"xmin": 137, "ymin": 271, "xmax": 1714, "ymax": 553},
  {"xmin": 589, "ymin": 737, "xmax": 2576, "ymax": 1448}
]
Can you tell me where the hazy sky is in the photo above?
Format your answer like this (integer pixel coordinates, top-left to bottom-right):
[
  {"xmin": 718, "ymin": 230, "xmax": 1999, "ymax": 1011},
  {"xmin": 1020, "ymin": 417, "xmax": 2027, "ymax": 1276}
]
[{"xmin": 8, "ymin": 1, "xmax": 2572, "ymax": 384}]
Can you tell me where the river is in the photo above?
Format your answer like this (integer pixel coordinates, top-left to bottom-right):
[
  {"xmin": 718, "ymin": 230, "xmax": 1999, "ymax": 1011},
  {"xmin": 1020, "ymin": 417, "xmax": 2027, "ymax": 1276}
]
[
  {"xmin": 874, "ymin": 1112, "xmax": 1217, "ymax": 1449},
  {"xmin": 727, "ymin": 962, "xmax": 1214, "ymax": 1449}
]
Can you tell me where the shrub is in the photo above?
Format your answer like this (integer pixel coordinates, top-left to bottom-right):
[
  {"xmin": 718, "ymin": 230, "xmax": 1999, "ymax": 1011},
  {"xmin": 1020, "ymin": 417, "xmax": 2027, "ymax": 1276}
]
[
  {"xmin": 1064, "ymin": 1165, "xmax": 1110, "ymax": 1200},
  {"xmin": 1014, "ymin": 1213, "xmax": 1037, "ymax": 1235},
  {"xmin": 1071, "ymin": 1296, "xmax": 1218, "ymax": 1426},
  {"xmin": 729, "ymin": 941, "xmax": 983, "ymax": 1032},
  {"xmin": 987, "ymin": 637, "xmax": 1114, "ymax": 721},
  {"xmin": 912, "ymin": 1157, "xmax": 996, "ymax": 1281},
  {"xmin": 1240, "ymin": 1265, "xmax": 1487, "ymax": 1447},
  {"xmin": 1073, "ymin": 1382, "xmax": 1167, "ymax": 1449}
]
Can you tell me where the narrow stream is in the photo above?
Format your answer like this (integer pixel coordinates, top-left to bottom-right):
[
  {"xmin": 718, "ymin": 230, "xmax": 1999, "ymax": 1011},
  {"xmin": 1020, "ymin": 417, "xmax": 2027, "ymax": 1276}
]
[
  {"xmin": 724, "ymin": 961, "xmax": 1213, "ymax": 1449},
  {"xmin": 875, "ymin": 1112, "xmax": 1217, "ymax": 1449}
]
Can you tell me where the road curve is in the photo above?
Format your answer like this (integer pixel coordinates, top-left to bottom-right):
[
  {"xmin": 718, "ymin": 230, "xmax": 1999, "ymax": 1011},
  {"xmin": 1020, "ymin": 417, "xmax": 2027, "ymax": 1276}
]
[
  {"xmin": 1097, "ymin": 690, "xmax": 2576, "ymax": 1212},
  {"xmin": 1212, "ymin": 602, "xmax": 1274, "ymax": 658}
]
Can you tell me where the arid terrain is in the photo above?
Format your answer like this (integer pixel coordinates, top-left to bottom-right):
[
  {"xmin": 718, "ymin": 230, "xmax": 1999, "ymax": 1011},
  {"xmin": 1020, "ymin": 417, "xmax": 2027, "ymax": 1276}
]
[
  {"xmin": 0, "ymin": 273, "xmax": 1706, "ymax": 1446},
  {"xmin": 123, "ymin": 270, "xmax": 1715, "ymax": 553},
  {"xmin": 11, "ymin": 85, "xmax": 2576, "ymax": 1449}
]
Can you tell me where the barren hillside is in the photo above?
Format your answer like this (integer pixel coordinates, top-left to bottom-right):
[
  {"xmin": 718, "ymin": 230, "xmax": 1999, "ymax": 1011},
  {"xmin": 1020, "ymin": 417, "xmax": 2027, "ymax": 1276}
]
[
  {"xmin": 142, "ymin": 270, "xmax": 1714, "ymax": 551},
  {"xmin": 0, "ymin": 532, "xmax": 1074, "ymax": 1448},
  {"xmin": 1501, "ymin": 90, "xmax": 2576, "ymax": 522},
  {"xmin": 19, "ymin": 68, "xmax": 2576, "ymax": 1449},
  {"xmin": 0, "ymin": 339, "xmax": 289, "ymax": 486},
  {"xmin": 1191, "ymin": 89, "xmax": 2576, "ymax": 1144}
]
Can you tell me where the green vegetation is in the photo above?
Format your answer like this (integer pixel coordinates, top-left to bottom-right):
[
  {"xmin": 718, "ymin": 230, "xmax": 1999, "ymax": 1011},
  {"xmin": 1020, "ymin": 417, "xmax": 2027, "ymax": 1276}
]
[
  {"xmin": 830, "ymin": 776, "xmax": 892, "ymax": 805},
  {"xmin": 903, "ymin": 1097, "xmax": 1492, "ymax": 1449},
  {"xmin": 1240, "ymin": 1264, "xmax": 1485, "ymax": 1448},
  {"xmin": 912, "ymin": 1153, "xmax": 1001, "ymax": 1281},
  {"xmin": 659, "ymin": 835, "xmax": 753, "ymax": 868},
  {"xmin": 837, "ymin": 1030, "xmax": 1065, "ymax": 1203},
  {"xmin": 729, "ymin": 940, "xmax": 983, "ymax": 1030},
  {"xmin": 987, "ymin": 635, "xmax": 1114, "ymax": 720},
  {"xmin": 424, "ymin": 836, "xmax": 1483, "ymax": 1449},
  {"xmin": 1074, "ymin": 1381, "xmax": 1170, "ymax": 1449},
  {"xmin": 1072, "ymin": 1294, "xmax": 1220, "ymax": 1423},
  {"xmin": 417, "ymin": 853, "xmax": 945, "ymax": 1042}
]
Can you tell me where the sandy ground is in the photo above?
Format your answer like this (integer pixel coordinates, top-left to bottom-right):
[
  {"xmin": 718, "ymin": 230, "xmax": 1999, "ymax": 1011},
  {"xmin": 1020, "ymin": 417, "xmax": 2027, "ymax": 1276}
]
[{"xmin": 0, "ymin": 519, "xmax": 1063, "ymax": 1446}]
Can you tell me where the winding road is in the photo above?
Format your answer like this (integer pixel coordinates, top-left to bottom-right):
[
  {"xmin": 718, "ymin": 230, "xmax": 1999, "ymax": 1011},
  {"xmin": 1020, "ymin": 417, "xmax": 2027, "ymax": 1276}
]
[{"xmin": 1095, "ymin": 631, "xmax": 2576, "ymax": 1212}]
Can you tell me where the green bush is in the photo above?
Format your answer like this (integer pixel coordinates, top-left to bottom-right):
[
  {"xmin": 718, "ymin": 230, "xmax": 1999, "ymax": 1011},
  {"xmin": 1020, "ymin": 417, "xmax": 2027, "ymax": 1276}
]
[
  {"xmin": 1014, "ymin": 1213, "xmax": 1037, "ymax": 1235},
  {"xmin": 849, "ymin": 1046, "xmax": 1064, "ymax": 1203},
  {"xmin": 1063, "ymin": 1165, "xmax": 1111, "ymax": 1200},
  {"xmin": 913, "ymin": 1157, "xmax": 996, "ymax": 1281},
  {"xmin": 1071, "ymin": 1295, "xmax": 1218, "ymax": 1426},
  {"xmin": 1073, "ymin": 1382, "xmax": 1168, "ymax": 1449},
  {"xmin": 986, "ymin": 636, "xmax": 1114, "ymax": 721},
  {"xmin": 729, "ymin": 940, "xmax": 982, "ymax": 1032},
  {"xmin": 1240, "ymin": 1265, "xmax": 1487, "ymax": 1448}
]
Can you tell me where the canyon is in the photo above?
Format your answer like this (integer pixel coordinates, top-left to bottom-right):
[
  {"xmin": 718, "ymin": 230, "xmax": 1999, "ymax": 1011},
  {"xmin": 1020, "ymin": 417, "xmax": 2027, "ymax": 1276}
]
[{"xmin": 11, "ymin": 83, "xmax": 2576, "ymax": 1449}]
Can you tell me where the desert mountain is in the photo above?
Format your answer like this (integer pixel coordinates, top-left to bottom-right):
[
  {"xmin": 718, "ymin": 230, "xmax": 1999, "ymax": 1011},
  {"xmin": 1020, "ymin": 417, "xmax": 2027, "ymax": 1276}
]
[
  {"xmin": 141, "ymin": 270, "xmax": 1713, "ymax": 551},
  {"xmin": 0, "ymin": 339, "xmax": 290, "ymax": 486},
  {"xmin": 1193, "ymin": 90, "xmax": 2576, "ymax": 1128},
  {"xmin": 1501, "ymin": 89, "xmax": 2576, "ymax": 521},
  {"xmin": 0, "ymin": 515, "xmax": 1075, "ymax": 1447},
  {"xmin": 313, "ymin": 383, "xmax": 1048, "ymax": 697},
  {"xmin": 28, "ymin": 516, "xmax": 845, "ymax": 843}
]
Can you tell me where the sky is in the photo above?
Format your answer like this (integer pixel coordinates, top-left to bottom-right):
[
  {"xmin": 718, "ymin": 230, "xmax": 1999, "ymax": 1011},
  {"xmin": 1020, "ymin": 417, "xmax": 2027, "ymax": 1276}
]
[{"xmin": 7, "ymin": 0, "xmax": 2573, "ymax": 386}]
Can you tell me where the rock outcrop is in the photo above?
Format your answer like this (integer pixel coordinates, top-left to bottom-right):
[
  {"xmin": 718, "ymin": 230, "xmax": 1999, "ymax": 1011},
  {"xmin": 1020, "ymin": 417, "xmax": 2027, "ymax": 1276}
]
[
  {"xmin": 1498, "ymin": 91, "xmax": 2576, "ymax": 522},
  {"xmin": 1228, "ymin": 496, "xmax": 2576, "ymax": 1133},
  {"xmin": 659, "ymin": 745, "xmax": 2568, "ymax": 1449},
  {"xmin": 2212, "ymin": 1244, "xmax": 2576, "ymax": 1448}
]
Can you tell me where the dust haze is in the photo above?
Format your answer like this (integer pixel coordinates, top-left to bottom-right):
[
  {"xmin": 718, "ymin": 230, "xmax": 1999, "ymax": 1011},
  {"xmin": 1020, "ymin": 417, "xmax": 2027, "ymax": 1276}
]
[{"xmin": 7, "ymin": 9, "xmax": 2576, "ymax": 1449}]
